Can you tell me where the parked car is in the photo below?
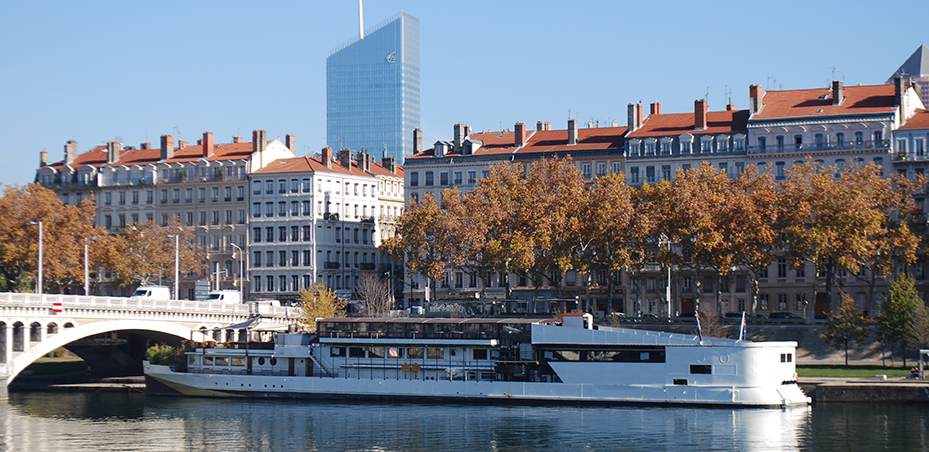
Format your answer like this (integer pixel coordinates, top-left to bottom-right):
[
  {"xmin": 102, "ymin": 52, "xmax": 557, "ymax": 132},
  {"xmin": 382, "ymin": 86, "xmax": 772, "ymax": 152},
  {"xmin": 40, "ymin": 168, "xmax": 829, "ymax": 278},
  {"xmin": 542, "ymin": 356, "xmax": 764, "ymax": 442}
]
[
  {"xmin": 722, "ymin": 312, "xmax": 745, "ymax": 319},
  {"xmin": 769, "ymin": 312, "xmax": 803, "ymax": 320}
]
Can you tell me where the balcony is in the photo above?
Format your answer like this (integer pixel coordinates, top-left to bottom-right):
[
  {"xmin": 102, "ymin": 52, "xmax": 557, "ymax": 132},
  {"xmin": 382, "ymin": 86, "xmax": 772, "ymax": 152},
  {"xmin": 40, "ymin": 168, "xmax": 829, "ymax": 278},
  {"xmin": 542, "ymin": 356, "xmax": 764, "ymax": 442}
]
[
  {"xmin": 324, "ymin": 262, "xmax": 340, "ymax": 269},
  {"xmin": 360, "ymin": 263, "xmax": 376, "ymax": 271},
  {"xmin": 748, "ymin": 140, "xmax": 890, "ymax": 155}
]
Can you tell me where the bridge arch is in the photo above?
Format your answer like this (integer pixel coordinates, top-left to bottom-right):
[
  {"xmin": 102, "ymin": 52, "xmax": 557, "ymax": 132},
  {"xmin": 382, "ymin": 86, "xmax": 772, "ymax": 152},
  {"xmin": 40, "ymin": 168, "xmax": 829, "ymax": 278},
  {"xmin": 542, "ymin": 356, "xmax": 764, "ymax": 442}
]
[{"xmin": 2, "ymin": 319, "xmax": 208, "ymax": 385}]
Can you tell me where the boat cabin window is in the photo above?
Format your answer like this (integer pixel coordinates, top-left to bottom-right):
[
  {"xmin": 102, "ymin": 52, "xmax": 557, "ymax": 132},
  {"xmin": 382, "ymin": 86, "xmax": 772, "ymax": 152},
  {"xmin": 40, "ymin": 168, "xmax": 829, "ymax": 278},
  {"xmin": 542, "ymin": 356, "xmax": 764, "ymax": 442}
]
[
  {"xmin": 367, "ymin": 347, "xmax": 384, "ymax": 358},
  {"xmin": 189, "ymin": 355, "xmax": 196, "ymax": 365},
  {"xmin": 388, "ymin": 347, "xmax": 403, "ymax": 358},
  {"xmin": 330, "ymin": 347, "xmax": 344, "ymax": 357},
  {"xmin": 408, "ymin": 347, "xmax": 424, "ymax": 359},
  {"xmin": 690, "ymin": 365, "xmax": 712, "ymax": 374},
  {"xmin": 349, "ymin": 347, "xmax": 365, "ymax": 358},
  {"xmin": 673, "ymin": 379, "xmax": 688, "ymax": 385},
  {"xmin": 542, "ymin": 347, "xmax": 666, "ymax": 363},
  {"xmin": 203, "ymin": 357, "xmax": 213, "ymax": 365},
  {"xmin": 473, "ymin": 349, "xmax": 488, "ymax": 360},
  {"xmin": 231, "ymin": 357, "xmax": 245, "ymax": 366},
  {"xmin": 215, "ymin": 357, "xmax": 229, "ymax": 366},
  {"xmin": 780, "ymin": 353, "xmax": 793, "ymax": 363},
  {"xmin": 426, "ymin": 347, "xmax": 444, "ymax": 360},
  {"xmin": 258, "ymin": 357, "xmax": 265, "ymax": 365}
]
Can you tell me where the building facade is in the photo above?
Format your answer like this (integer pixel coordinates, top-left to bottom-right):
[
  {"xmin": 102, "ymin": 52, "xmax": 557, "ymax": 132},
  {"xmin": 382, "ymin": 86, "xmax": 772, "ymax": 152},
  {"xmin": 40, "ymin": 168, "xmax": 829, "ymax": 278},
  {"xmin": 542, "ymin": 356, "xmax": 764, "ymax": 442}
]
[
  {"xmin": 36, "ymin": 130, "xmax": 297, "ymax": 299},
  {"xmin": 327, "ymin": 11, "xmax": 420, "ymax": 163},
  {"xmin": 248, "ymin": 148, "xmax": 404, "ymax": 302}
]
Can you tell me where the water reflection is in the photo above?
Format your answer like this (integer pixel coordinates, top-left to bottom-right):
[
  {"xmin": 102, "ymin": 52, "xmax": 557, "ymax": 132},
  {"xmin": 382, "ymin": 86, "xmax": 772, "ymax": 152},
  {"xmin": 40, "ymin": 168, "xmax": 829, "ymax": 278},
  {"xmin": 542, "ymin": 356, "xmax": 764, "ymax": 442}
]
[{"xmin": 0, "ymin": 392, "xmax": 923, "ymax": 451}]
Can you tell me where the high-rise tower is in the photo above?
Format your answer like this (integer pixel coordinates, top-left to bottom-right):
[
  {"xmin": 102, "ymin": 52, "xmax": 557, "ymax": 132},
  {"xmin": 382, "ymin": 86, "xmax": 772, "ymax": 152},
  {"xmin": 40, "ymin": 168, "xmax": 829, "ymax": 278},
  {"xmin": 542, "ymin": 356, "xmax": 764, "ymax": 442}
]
[{"xmin": 327, "ymin": 11, "xmax": 420, "ymax": 163}]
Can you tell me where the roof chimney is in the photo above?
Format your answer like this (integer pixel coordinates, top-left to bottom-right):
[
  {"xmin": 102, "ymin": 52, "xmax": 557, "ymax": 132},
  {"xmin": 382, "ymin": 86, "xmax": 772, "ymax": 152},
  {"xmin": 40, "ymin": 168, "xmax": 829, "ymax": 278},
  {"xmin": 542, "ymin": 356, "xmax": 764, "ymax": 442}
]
[
  {"xmin": 650, "ymin": 101, "xmax": 661, "ymax": 115},
  {"xmin": 202, "ymin": 131, "xmax": 214, "ymax": 157},
  {"xmin": 627, "ymin": 104, "xmax": 638, "ymax": 132},
  {"xmin": 64, "ymin": 140, "xmax": 78, "ymax": 166},
  {"xmin": 413, "ymin": 128, "xmax": 422, "ymax": 155},
  {"xmin": 285, "ymin": 134, "xmax": 296, "ymax": 153},
  {"xmin": 160, "ymin": 135, "xmax": 175, "ymax": 160},
  {"xmin": 321, "ymin": 147, "xmax": 333, "ymax": 168},
  {"xmin": 895, "ymin": 76, "xmax": 906, "ymax": 107},
  {"xmin": 106, "ymin": 141, "xmax": 122, "ymax": 164},
  {"xmin": 726, "ymin": 102, "xmax": 735, "ymax": 111},
  {"xmin": 358, "ymin": 151, "xmax": 371, "ymax": 172},
  {"xmin": 338, "ymin": 148, "xmax": 352, "ymax": 169},
  {"xmin": 178, "ymin": 140, "xmax": 188, "ymax": 149},
  {"xmin": 252, "ymin": 130, "xmax": 266, "ymax": 154},
  {"xmin": 515, "ymin": 122, "xmax": 527, "ymax": 147},
  {"xmin": 232, "ymin": 135, "xmax": 243, "ymax": 144},
  {"xmin": 381, "ymin": 156, "xmax": 396, "ymax": 173},
  {"xmin": 694, "ymin": 99, "xmax": 708, "ymax": 130},
  {"xmin": 40, "ymin": 148, "xmax": 48, "ymax": 167},
  {"xmin": 749, "ymin": 84, "xmax": 763, "ymax": 114},
  {"xmin": 568, "ymin": 119, "xmax": 577, "ymax": 145},
  {"xmin": 636, "ymin": 104, "xmax": 644, "ymax": 128},
  {"xmin": 453, "ymin": 124, "xmax": 466, "ymax": 151},
  {"xmin": 140, "ymin": 142, "xmax": 152, "ymax": 149},
  {"xmin": 832, "ymin": 80, "xmax": 844, "ymax": 106}
]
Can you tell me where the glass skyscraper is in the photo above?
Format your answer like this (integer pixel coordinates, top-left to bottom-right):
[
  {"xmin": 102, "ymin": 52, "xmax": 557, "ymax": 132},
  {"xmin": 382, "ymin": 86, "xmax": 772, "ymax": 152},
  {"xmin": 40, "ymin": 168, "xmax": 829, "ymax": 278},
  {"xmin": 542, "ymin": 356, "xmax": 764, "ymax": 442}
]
[{"xmin": 327, "ymin": 11, "xmax": 420, "ymax": 163}]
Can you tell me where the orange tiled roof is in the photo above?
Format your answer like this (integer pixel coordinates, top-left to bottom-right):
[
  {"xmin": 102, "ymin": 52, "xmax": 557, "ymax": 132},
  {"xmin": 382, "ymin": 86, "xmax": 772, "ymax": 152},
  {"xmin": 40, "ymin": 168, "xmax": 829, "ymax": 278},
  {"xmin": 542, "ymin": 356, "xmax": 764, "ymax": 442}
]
[
  {"xmin": 101, "ymin": 147, "xmax": 161, "ymax": 167},
  {"xmin": 900, "ymin": 109, "xmax": 929, "ymax": 130},
  {"xmin": 752, "ymin": 84, "xmax": 896, "ymax": 120},
  {"xmin": 165, "ymin": 142, "xmax": 253, "ymax": 163},
  {"xmin": 43, "ymin": 145, "xmax": 108, "ymax": 170},
  {"xmin": 408, "ymin": 126, "xmax": 627, "ymax": 159},
  {"xmin": 252, "ymin": 156, "xmax": 379, "ymax": 178},
  {"xmin": 626, "ymin": 110, "xmax": 749, "ymax": 139}
]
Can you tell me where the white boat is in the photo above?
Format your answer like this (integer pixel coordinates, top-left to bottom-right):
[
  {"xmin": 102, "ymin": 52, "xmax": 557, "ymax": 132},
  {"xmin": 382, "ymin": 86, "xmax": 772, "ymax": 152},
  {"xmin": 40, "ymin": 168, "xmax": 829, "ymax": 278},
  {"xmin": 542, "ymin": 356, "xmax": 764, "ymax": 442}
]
[{"xmin": 144, "ymin": 314, "xmax": 811, "ymax": 407}]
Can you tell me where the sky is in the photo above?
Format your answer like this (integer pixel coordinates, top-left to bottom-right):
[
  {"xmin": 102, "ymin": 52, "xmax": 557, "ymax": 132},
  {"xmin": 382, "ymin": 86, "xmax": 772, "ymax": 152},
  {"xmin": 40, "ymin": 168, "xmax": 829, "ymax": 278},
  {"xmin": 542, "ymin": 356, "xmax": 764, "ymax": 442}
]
[{"xmin": 1, "ymin": 0, "xmax": 925, "ymax": 186}]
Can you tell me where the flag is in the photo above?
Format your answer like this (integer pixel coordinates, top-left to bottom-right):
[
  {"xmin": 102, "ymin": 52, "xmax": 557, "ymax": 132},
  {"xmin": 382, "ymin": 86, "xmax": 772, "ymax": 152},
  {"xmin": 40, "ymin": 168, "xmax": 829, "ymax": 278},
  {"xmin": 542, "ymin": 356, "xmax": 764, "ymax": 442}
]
[
  {"xmin": 739, "ymin": 311, "xmax": 747, "ymax": 341},
  {"xmin": 285, "ymin": 308, "xmax": 289, "ymax": 320},
  {"xmin": 695, "ymin": 312, "xmax": 703, "ymax": 341}
]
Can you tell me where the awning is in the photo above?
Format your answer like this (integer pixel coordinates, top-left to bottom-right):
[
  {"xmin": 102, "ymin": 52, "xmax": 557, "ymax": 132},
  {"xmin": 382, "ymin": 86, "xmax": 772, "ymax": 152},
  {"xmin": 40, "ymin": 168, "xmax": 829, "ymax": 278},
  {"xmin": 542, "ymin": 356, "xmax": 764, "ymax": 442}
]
[{"xmin": 213, "ymin": 317, "xmax": 290, "ymax": 332}]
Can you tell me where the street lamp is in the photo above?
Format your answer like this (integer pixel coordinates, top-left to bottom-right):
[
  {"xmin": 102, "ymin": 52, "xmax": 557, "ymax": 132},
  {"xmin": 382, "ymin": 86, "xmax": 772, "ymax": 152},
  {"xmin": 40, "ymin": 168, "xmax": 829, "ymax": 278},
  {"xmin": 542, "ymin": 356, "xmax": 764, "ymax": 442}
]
[
  {"xmin": 167, "ymin": 233, "xmax": 179, "ymax": 300},
  {"xmin": 659, "ymin": 233, "xmax": 671, "ymax": 317},
  {"xmin": 29, "ymin": 221, "xmax": 43, "ymax": 294},
  {"xmin": 84, "ymin": 236, "xmax": 96, "ymax": 295},
  {"xmin": 231, "ymin": 243, "xmax": 243, "ymax": 303}
]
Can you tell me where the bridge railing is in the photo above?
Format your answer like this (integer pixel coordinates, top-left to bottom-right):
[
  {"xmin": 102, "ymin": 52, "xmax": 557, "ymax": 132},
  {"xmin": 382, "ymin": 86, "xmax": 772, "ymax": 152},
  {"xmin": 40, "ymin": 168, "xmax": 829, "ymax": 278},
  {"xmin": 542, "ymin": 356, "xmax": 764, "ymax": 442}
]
[{"xmin": 0, "ymin": 292, "xmax": 291, "ymax": 319}]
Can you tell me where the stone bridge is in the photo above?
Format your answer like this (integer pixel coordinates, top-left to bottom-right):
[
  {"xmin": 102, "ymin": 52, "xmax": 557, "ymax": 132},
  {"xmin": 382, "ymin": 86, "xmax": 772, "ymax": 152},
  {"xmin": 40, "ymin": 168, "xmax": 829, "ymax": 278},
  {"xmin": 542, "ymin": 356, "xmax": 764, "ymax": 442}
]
[{"xmin": 0, "ymin": 292, "xmax": 293, "ymax": 399}]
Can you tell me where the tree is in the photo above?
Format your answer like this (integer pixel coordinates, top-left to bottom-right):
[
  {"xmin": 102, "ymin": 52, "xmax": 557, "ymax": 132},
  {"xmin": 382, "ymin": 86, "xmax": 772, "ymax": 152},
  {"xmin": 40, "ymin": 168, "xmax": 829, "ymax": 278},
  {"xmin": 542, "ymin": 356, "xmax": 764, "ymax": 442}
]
[
  {"xmin": 95, "ymin": 218, "xmax": 205, "ymax": 288},
  {"xmin": 878, "ymin": 274, "xmax": 921, "ymax": 367},
  {"xmin": 294, "ymin": 283, "xmax": 346, "ymax": 332},
  {"xmin": 731, "ymin": 165, "xmax": 779, "ymax": 316},
  {"xmin": 906, "ymin": 302, "xmax": 929, "ymax": 351},
  {"xmin": 0, "ymin": 183, "xmax": 104, "ymax": 293},
  {"xmin": 355, "ymin": 272, "xmax": 392, "ymax": 317},
  {"xmin": 821, "ymin": 293, "xmax": 871, "ymax": 366}
]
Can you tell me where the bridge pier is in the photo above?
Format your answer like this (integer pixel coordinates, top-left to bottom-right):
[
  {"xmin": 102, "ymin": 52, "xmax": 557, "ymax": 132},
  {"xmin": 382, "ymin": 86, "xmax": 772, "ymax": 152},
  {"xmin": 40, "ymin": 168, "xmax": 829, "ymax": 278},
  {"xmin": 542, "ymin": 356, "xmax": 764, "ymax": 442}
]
[{"xmin": 0, "ymin": 375, "xmax": 8, "ymax": 400}]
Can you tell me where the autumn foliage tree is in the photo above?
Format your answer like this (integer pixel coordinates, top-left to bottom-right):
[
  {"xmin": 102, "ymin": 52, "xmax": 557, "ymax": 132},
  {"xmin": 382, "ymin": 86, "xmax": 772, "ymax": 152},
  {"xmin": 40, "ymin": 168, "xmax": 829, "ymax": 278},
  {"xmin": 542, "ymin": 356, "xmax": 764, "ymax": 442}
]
[
  {"xmin": 0, "ymin": 183, "xmax": 104, "ymax": 293},
  {"xmin": 95, "ymin": 217, "xmax": 206, "ymax": 288},
  {"xmin": 383, "ymin": 192, "xmax": 454, "ymax": 303},
  {"xmin": 821, "ymin": 293, "xmax": 871, "ymax": 366},
  {"xmin": 295, "ymin": 283, "xmax": 347, "ymax": 332}
]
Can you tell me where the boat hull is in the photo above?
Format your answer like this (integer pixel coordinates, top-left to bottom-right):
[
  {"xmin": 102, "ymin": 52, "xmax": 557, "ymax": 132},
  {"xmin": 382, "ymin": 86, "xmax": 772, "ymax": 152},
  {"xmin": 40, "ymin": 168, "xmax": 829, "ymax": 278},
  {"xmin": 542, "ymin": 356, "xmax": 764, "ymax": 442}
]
[{"xmin": 144, "ymin": 363, "xmax": 810, "ymax": 407}]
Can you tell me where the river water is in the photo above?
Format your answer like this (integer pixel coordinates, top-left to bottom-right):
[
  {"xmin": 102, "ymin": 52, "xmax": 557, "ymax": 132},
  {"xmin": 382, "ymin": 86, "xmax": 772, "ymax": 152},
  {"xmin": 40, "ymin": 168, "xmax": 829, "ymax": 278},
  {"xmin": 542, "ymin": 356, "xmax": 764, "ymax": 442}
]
[{"xmin": 1, "ymin": 392, "xmax": 927, "ymax": 451}]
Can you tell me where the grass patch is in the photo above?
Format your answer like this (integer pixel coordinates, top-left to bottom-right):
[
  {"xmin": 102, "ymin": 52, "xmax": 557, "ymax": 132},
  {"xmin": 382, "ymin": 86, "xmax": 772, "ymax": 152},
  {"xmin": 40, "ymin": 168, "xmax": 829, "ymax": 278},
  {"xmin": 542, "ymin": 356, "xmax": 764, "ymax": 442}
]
[
  {"xmin": 797, "ymin": 365, "xmax": 912, "ymax": 378},
  {"xmin": 22, "ymin": 359, "xmax": 87, "ymax": 376}
]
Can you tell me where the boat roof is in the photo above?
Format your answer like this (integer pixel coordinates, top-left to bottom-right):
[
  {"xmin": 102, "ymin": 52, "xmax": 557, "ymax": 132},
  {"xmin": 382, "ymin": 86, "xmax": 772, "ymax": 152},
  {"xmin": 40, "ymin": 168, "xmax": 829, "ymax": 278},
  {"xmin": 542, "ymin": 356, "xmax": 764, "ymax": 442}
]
[{"xmin": 532, "ymin": 324, "xmax": 796, "ymax": 348}]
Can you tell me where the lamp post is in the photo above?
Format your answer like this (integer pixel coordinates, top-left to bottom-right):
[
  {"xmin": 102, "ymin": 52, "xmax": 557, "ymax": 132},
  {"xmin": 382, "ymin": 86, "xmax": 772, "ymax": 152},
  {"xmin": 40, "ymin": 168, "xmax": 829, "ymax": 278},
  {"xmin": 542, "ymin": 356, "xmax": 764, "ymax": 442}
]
[
  {"xmin": 84, "ymin": 236, "xmax": 96, "ymax": 295},
  {"xmin": 659, "ymin": 233, "xmax": 671, "ymax": 318},
  {"xmin": 29, "ymin": 221, "xmax": 43, "ymax": 294},
  {"xmin": 231, "ymin": 243, "xmax": 243, "ymax": 303},
  {"xmin": 167, "ymin": 233, "xmax": 179, "ymax": 300}
]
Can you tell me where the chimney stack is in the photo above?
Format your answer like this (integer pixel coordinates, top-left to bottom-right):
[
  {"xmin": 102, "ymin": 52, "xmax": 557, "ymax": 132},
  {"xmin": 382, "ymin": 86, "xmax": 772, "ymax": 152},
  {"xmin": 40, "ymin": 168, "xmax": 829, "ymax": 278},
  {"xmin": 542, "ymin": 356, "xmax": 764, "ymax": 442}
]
[
  {"xmin": 650, "ymin": 101, "xmax": 661, "ymax": 115},
  {"xmin": 382, "ymin": 156, "xmax": 396, "ymax": 173},
  {"xmin": 202, "ymin": 131, "xmax": 214, "ymax": 157},
  {"xmin": 453, "ymin": 124, "xmax": 466, "ymax": 151},
  {"xmin": 358, "ymin": 151, "xmax": 371, "ymax": 172},
  {"xmin": 627, "ymin": 104, "xmax": 639, "ymax": 132},
  {"xmin": 321, "ymin": 147, "xmax": 333, "ymax": 168},
  {"xmin": 140, "ymin": 142, "xmax": 152, "ymax": 149},
  {"xmin": 832, "ymin": 80, "xmax": 844, "ymax": 106},
  {"xmin": 749, "ymin": 84, "xmax": 763, "ymax": 114},
  {"xmin": 252, "ymin": 130, "xmax": 266, "ymax": 154},
  {"xmin": 726, "ymin": 102, "xmax": 735, "ymax": 111},
  {"xmin": 64, "ymin": 140, "xmax": 78, "ymax": 166},
  {"xmin": 515, "ymin": 122, "xmax": 527, "ymax": 147},
  {"xmin": 178, "ymin": 140, "xmax": 188, "ymax": 149},
  {"xmin": 40, "ymin": 148, "xmax": 48, "ymax": 167},
  {"xmin": 568, "ymin": 119, "xmax": 577, "ymax": 145},
  {"xmin": 285, "ymin": 134, "xmax": 296, "ymax": 153},
  {"xmin": 232, "ymin": 135, "xmax": 243, "ymax": 144},
  {"xmin": 160, "ymin": 135, "xmax": 175, "ymax": 160},
  {"xmin": 695, "ymin": 100, "xmax": 708, "ymax": 130},
  {"xmin": 106, "ymin": 141, "xmax": 122, "ymax": 164},
  {"xmin": 895, "ymin": 76, "xmax": 906, "ymax": 107},
  {"xmin": 338, "ymin": 148, "xmax": 352, "ymax": 169},
  {"xmin": 413, "ymin": 128, "xmax": 422, "ymax": 155}
]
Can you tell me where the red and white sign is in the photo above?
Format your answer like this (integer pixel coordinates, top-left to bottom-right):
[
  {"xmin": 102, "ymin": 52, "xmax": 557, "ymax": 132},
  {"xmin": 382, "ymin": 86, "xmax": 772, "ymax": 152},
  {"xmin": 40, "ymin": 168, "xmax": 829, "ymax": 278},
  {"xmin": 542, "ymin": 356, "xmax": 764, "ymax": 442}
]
[{"xmin": 52, "ymin": 302, "xmax": 62, "ymax": 314}]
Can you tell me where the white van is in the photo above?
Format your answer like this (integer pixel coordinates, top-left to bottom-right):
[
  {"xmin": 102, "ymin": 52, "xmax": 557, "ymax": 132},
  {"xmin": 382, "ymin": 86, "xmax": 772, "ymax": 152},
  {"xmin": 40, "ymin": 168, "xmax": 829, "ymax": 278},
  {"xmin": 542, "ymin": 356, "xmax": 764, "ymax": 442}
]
[
  {"xmin": 129, "ymin": 286, "xmax": 172, "ymax": 301},
  {"xmin": 205, "ymin": 290, "xmax": 242, "ymax": 304}
]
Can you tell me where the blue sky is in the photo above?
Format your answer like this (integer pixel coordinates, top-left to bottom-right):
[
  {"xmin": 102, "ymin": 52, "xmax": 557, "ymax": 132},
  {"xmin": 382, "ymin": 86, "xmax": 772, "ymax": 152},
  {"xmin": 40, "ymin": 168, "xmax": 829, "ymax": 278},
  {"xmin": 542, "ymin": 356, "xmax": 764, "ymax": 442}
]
[{"xmin": 0, "ymin": 0, "xmax": 924, "ymax": 186}]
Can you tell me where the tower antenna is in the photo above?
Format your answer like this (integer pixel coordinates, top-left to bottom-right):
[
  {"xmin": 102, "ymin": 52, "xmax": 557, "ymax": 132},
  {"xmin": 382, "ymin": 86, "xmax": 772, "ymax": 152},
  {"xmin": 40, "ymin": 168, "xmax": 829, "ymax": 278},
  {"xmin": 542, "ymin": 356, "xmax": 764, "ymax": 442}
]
[{"xmin": 358, "ymin": 0, "xmax": 364, "ymax": 39}]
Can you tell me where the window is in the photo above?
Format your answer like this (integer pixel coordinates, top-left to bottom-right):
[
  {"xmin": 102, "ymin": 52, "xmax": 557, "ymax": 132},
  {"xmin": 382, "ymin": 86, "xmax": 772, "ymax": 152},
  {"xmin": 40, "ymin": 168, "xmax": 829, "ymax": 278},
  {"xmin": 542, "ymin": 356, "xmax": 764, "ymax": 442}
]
[
  {"xmin": 681, "ymin": 141, "xmax": 691, "ymax": 153},
  {"xmin": 836, "ymin": 133, "xmax": 844, "ymax": 147},
  {"xmin": 796, "ymin": 294, "xmax": 805, "ymax": 311},
  {"xmin": 646, "ymin": 143, "xmax": 655, "ymax": 155},
  {"xmin": 253, "ymin": 251, "xmax": 261, "ymax": 267},
  {"xmin": 855, "ymin": 131, "xmax": 864, "ymax": 144},
  {"xmin": 302, "ymin": 226, "xmax": 311, "ymax": 241},
  {"xmin": 440, "ymin": 172, "xmax": 449, "ymax": 186},
  {"xmin": 266, "ymin": 227, "xmax": 273, "ymax": 243},
  {"xmin": 410, "ymin": 172, "xmax": 419, "ymax": 187},
  {"xmin": 302, "ymin": 201, "xmax": 310, "ymax": 216},
  {"xmin": 874, "ymin": 131, "xmax": 883, "ymax": 144},
  {"xmin": 265, "ymin": 202, "xmax": 273, "ymax": 217},
  {"xmin": 425, "ymin": 172, "xmax": 434, "ymax": 186},
  {"xmin": 701, "ymin": 139, "xmax": 712, "ymax": 152},
  {"xmin": 597, "ymin": 162, "xmax": 606, "ymax": 176},
  {"xmin": 467, "ymin": 171, "xmax": 477, "ymax": 184},
  {"xmin": 718, "ymin": 162, "xmax": 728, "ymax": 174},
  {"xmin": 661, "ymin": 142, "xmax": 671, "ymax": 155},
  {"xmin": 253, "ymin": 180, "xmax": 262, "ymax": 195},
  {"xmin": 279, "ymin": 227, "xmax": 286, "ymax": 242},
  {"xmin": 795, "ymin": 264, "xmax": 805, "ymax": 278},
  {"xmin": 873, "ymin": 157, "xmax": 884, "ymax": 176},
  {"xmin": 612, "ymin": 162, "xmax": 621, "ymax": 174},
  {"xmin": 661, "ymin": 165, "xmax": 671, "ymax": 181},
  {"xmin": 582, "ymin": 163, "xmax": 591, "ymax": 178},
  {"xmin": 757, "ymin": 137, "xmax": 766, "ymax": 151},
  {"xmin": 916, "ymin": 138, "xmax": 925, "ymax": 157},
  {"xmin": 815, "ymin": 133, "xmax": 825, "ymax": 149},
  {"xmin": 278, "ymin": 180, "xmax": 286, "ymax": 194},
  {"xmin": 778, "ymin": 294, "xmax": 788, "ymax": 310},
  {"xmin": 759, "ymin": 294, "xmax": 769, "ymax": 311},
  {"xmin": 630, "ymin": 167, "xmax": 639, "ymax": 184},
  {"xmin": 453, "ymin": 171, "xmax": 462, "ymax": 185},
  {"xmin": 777, "ymin": 258, "xmax": 787, "ymax": 278},
  {"xmin": 898, "ymin": 139, "xmax": 908, "ymax": 153},
  {"xmin": 198, "ymin": 211, "xmax": 206, "ymax": 226},
  {"xmin": 645, "ymin": 166, "xmax": 655, "ymax": 183},
  {"xmin": 775, "ymin": 162, "xmax": 786, "ymax": 180}
]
